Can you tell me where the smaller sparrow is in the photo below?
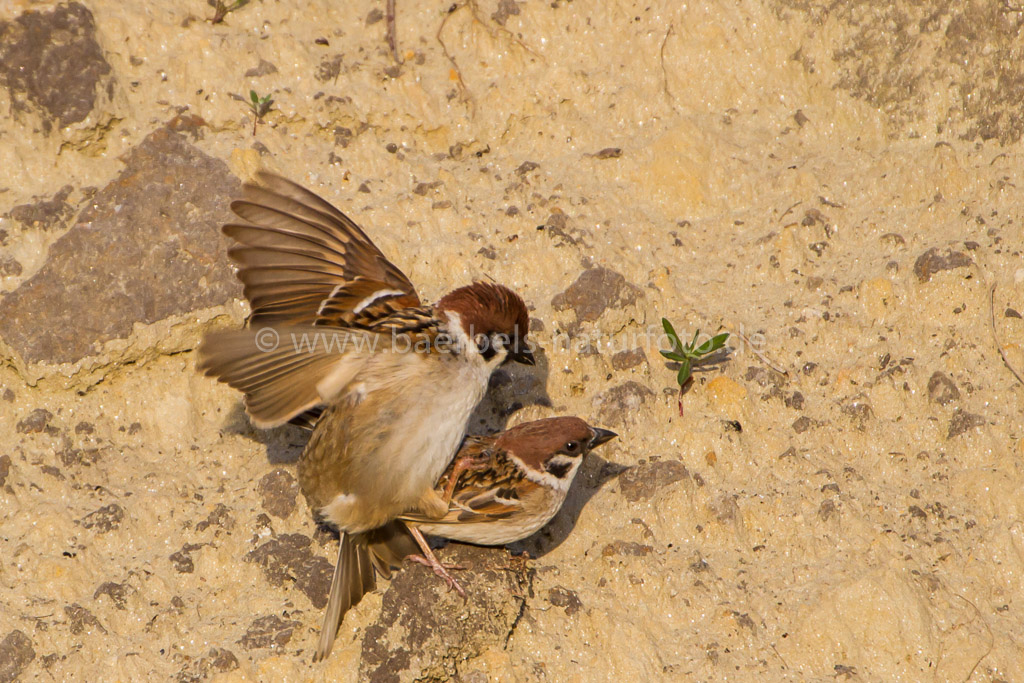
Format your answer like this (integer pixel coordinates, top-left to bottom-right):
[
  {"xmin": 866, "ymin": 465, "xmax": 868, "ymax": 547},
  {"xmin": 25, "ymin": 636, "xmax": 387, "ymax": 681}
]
[{"xmin": 316, "ymin": 416, "xmax": 616, "ymax": 659}]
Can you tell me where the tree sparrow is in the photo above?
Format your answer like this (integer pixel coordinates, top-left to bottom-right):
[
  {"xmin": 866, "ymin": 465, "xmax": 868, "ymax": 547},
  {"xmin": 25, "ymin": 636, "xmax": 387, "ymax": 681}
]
[
  {"xmin": 316, "ymin": 417, "xmax": 616, "ymax": 660},
  {"xmin": 194, "ymin": 173, "xmax": 535, "ymax": 659}
]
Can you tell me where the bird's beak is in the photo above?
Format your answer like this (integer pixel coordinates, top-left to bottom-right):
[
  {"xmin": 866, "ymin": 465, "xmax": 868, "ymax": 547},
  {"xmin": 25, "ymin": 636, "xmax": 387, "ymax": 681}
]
[
  {"xmin": 589, "ymin": 427, "xmax": 618, "ymax": 448},
  {"xmin": 508, "ymin": 345, "xmax": 535, "ymax": 366}
]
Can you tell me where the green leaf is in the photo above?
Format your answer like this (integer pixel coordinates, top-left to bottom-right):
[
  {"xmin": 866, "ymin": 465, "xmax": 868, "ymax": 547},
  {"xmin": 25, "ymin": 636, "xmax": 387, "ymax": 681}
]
[
  {"xmin": 688, "ymin": 329, "xmax": 701, "ymax": 351},
  {"xmin": 677, "ymin": 361, "xmax": 691, "ymax": 386},
  {"xmin": 659, "ymin": 350, "xmax": 684, "ymax": 362},
  {"xmin": 661, "ymin": 318, "xmax": 681, "ymax": 350},
  {"xmin": 250, "ymin": 90, "xmax": 259, "ymax": 104},
  {"xmin": 710, "ymin": 332, "xmax": 730, "ymax": 348}
]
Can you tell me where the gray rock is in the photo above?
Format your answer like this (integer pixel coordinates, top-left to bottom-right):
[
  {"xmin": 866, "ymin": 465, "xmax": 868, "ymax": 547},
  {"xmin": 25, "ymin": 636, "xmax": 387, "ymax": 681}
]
[
  {"xmin": 947, "ymin": 409, "xmax": 985, "ymax": 439},
  {"xmin": 360, "ymin": 544, "xmax": 531, "ymax": 682},
  {"xmin": 16, "ymin": 408, "xmax": 52, "ymax": 434},
  {"xmin": 0, "ymin": 126, "xmax": 241, "ymax": 366},
  {"xmin": 93, "ymin": 581, "xmax": 129, "ymax": 609},
  {"xmin": 594, "ymin": 381, "xmax": 654, "ymax": 426},
  {"xmin": 169, "ymin": 544, "xmax": 204, "ymax": 574},
  {"xmin": 0, "ymin": 3, "xmax": 112, "ymax": 131},
  {"xmin": 927, "ymin": 371, "xmax": 960, "ymax": 405},
  {"xmin": 257, "ymin": 469, "xmax": 299, "ymax": 519},
  {"xmin": 611, "ymin": 347, "xmax": 647, "ymax": 371},
  {"xmin": 65, "ymin": 603, "xmax": 107, "ymax": 635},
  {"xmin": 78, "ymin": 503, "xmax": 124, "ymax": 532},
  {"xmin": 238, "ymin": 615, "xmax": 300, "ymax": 650},
  {"xmin": 618, "ymin": 460, "xmax": 690, "ymax": 502},
  {"xmin": 913, "ymin": 247, "xmax": 971, "ymax": 283},
  {"xmin": 246, "ymin": 534, "xmax": 333, "ymax": 609},
  {"xmin": 547, "ymin": 586, "xmax": 582, "ymax": 615},
  {"xmin": 7, "ymin": 185, "xmax": 74, "ymax": 231},
  {"xmin": 0, "ymin": 630, "xmax": 34, "ymax": 683},
  {"xmin": 552, "ymin": 267, "xmax": 643, "ymax": 326}
]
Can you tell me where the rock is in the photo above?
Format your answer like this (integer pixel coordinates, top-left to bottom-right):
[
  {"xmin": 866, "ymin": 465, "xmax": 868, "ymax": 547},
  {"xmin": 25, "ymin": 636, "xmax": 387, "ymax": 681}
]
[
  {"xmin": 841, "ymin": 398, "xmax": 873, "ymax": 429},
  {"xmin": 169, "ymin": 543, "xmax": 204, "ymax": 573},
  {"xmin": 541, "ymin": 212, "xmax": 591, "ymax": 248},
  {"xmin": 913, "ymin": 247, "xmax": 971, "ymax": 283},
  {"xmin": 78, "ymin": 503, "xmax": 124, "ymax": 532},
  {"xmin": 176, "ymin": 648, "xmax": 240, "ymax": 682},
  {"xmin": 947, "ymin": 409, "xmax": 984, "ymax": 439},
  {"xmin": 547, "ymin": 587, "xmax": 582, "ymax": 615},
  {"xmin": 0, "ymin": 3, "xmax": 112, "ymax": 132},
  {"xmin": 594, "ymin": 381, "xmax": 655, "ymax": 426},
  {"xmin": 93, "ymin": 581, "xmax": 129, "ymax": 609},
  {"xmin": 611, "ymin": 347, "xmax": 647, "ymax": 371},
  {"xmin": 246, "ymin": 534, "xmax": 334, "ymax": 609},
  {"xmin": 6, "ymin": 185, "xmax": 74, "ymax": 231},
  {"xmin": 238, "ymin": 615, "xmax": 300, "ymax": 650},
  {"xmin": 0, "ymin": 256, "xmax": 21, "ymax": 277},
  {"xmin": 0, "ymin": 630, "xmax": 34, "ymax": 683},
  {"xmin": 552, "ymin": 267, "xmax": 642, "ymax": 324},
  {"xmin": 360, "ymin": 544, "xmax": 531, "ymax": 682},
  {"xmin": 515, "ymin": 161, "xmax": 539, "ymax": 175},
  {"xmin": 15, "ymin": 408, "xmax": 52, "ymax": 434},
  {"xmin": 0, "ymin": 126, "xmax": 241, "ymax": 368},
  {"xmin": 257, "ymin": 469, "xmax": 299, "ymax": 519},
  {"xmin": 593, "ymin": 147, "xmax": 622, "ymax": 159},
  {"xmin": 0, "ymin": 455, "xmax": 10, "ymax": 488},
  {"xmin": 243, "ymin": 59, "xmax": 278, "ymax": 77},
  {"xmin": 65, "ymin": 603, "xmax": 107, "ymax": 635},
  {"xmin": 601, "ymin": 540, "xmax": 654, "ymax": 557},
  {"xmin": 618, "ymin": 461, "xmax": 690, "ymax": 502},
  {"xmin": 792, "ymin": 416, "xmax": 813, "ymax": 433},
  {"xmin": 927, "ymin": 371, "xmax": 960, "ymax": 405},
  {"xmin": 195, "ymin": 503, "xmax": 233, "ymax": 532},
  {"xmin": 491, "ymin": 0, "xmax": 521, "ymax": 26}
]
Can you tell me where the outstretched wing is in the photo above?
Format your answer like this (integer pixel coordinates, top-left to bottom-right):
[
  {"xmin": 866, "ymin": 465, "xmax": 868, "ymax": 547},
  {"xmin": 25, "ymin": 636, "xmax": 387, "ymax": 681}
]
[
  {"xmin": 224, "ymin": 171, "xmax": 420, "ymax": 327},
  {"xmin": 196, "ymin": 325, "xmax": 376, "ymax": 428}
]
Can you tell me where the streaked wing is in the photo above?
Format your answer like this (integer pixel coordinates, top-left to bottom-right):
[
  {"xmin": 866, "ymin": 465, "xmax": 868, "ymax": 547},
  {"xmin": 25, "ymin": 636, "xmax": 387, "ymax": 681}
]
[
  {"xmin": 224, "ymin": 171, "xmax": 419, "ymax": 326},
  {"xmin": 197, "ymin": 325, "xmax": 373, "ymax": 428},
  {"xmin": 400, "ymin": 471, "xmax": 529, "ymax": 526}
]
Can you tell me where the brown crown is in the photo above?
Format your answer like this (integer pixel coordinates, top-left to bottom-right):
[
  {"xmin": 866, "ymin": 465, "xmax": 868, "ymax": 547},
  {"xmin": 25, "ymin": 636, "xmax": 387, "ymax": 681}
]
[
  {"xmin": 496, "ymin": 416, "xmax": 594, "ymax": 469},
  {"xmin": 436, "ymin": 282, "xmax": 530, "ymax": 341}
]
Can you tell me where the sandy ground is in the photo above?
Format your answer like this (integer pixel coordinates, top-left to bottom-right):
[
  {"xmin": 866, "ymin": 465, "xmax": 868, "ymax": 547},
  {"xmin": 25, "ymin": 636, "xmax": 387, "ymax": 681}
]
[{"xmin": 2, "ymin": 0, "xmax": 1024, "ymax": 680}]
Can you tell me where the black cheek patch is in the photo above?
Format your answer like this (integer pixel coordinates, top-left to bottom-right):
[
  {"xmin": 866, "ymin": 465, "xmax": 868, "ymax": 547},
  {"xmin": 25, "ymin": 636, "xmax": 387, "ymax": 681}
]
[{"xmin": 547, "ymin": 461, "xmax": 573, "ymax": 478}]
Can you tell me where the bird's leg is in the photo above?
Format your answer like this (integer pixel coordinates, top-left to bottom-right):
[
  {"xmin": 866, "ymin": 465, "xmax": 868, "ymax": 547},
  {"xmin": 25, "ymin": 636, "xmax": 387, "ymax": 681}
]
[
  {"xmin": 406, "ymin": 527, "xmax": 467, "ymax": 598},
  {"xmin": 441, "ymin": 451, "xmax": 492, "ymax": 503}
]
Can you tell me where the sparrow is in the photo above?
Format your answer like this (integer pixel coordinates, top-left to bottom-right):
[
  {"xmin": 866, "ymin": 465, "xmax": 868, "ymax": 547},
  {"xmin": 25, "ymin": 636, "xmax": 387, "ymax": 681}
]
[
  {"xmin": 317, "ymin": 417, "xmax": 617, "ymax": 660},
  {"xmin": 194, "ymin": 172, "xmax": 535, "ymax": 660}
]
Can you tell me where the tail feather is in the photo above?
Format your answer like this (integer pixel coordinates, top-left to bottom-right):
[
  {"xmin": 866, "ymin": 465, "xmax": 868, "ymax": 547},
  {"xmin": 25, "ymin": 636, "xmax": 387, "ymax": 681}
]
[
  {"xmin": 314, "ymin": 533, "xmax": 375, "ymax": 662},
  {"xmin": 312, "ymin": 523, "xmax": 418, "ymax": 662}
]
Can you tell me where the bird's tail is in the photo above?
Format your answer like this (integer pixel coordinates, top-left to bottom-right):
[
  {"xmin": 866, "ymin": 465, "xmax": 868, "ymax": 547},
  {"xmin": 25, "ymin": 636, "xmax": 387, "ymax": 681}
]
[{"xmin": 313, "ymin": 522, "xmax": 419, "ymax": 662}]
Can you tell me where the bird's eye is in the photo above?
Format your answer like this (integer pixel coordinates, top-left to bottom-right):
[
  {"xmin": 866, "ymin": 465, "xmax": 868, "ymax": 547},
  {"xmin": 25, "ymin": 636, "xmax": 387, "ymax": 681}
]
[
  {"xmin": 564, "ymin": 441, "xmax": 579, "ymax": 453},
  {"xmin": 476, "ymin": 334, "xmax": 498, "ymax": 361}
]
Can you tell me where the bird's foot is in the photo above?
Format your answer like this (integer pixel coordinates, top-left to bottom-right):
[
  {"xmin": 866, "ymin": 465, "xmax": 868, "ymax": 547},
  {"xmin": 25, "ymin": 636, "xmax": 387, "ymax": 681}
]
[{"xmin": 406, "ymin": 554, "xmax": 467, "ymax": 598}]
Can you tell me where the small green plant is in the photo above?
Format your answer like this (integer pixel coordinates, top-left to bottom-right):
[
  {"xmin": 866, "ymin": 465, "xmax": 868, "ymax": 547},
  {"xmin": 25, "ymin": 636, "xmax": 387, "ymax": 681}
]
[
  {"xmin": 209, "ymin": 0, "xmax": 252, "ymax": 24},
  {"xmin": 661, "ymin": 318, "xmax": 729, "ymax": 415},
  {"xmin": 246, "ymin": 89, "xmax": 274, "ymax": 135}
]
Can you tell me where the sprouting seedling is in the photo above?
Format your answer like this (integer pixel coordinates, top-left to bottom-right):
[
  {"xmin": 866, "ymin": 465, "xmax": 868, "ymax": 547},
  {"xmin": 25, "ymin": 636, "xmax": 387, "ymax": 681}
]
[
  {"xmin": 247, "ymin": 90, "xmax": 274, "ymax": 135},
  {"xmin": 209, "ymin": 0, "xmax": 252, "ymax": 24},
  {"xmin": 660, "ymin": 318, "xmax": 729, "ymax": 416}
]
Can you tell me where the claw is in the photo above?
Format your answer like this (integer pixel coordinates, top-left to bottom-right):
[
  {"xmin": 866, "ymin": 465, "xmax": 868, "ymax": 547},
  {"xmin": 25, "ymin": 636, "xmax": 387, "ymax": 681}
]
[
  {"xmin": 407, "ymin": 526, "xmax": 469, "ymax": 599},
  {"xmin": 406, "ymin": 554, "xmax": 467, "ymax": 598}
]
